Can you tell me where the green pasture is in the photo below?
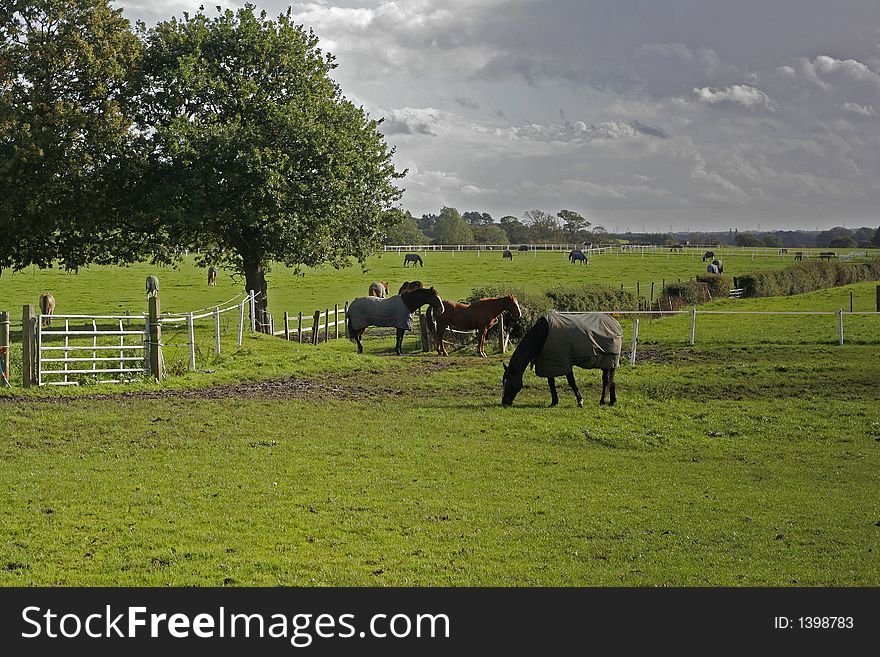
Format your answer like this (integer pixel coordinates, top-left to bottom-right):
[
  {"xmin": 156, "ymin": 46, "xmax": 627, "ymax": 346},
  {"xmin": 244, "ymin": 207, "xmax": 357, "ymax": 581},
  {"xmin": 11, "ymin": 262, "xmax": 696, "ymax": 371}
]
[{"xmin": 1, "ymin": 254, "xmax": 878, "ymax": 586}]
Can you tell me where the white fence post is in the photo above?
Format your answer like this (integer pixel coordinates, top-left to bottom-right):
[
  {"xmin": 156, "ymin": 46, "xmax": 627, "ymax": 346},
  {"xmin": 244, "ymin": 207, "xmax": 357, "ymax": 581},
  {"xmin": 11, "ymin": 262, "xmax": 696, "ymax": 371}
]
[
  {"xmin": 188, "ymin": 312, "xmax": 196, "ymax": 370},
  {"xmin": 238, "ymin": 301, "xmax": 245, "ymax": 347},
  {"xmin": 690, "ymin": 307, "xmax": 697, "ymax": 345},
  {"xmin": 249, "ymin": 290, "xmax": 256, "ymax": 332},
  {"xmin": 214, "ymin": 306, "xmax": 221, "ymax": 355},
  {"xmin": 838, "ymin": 308, "xmax": 844, "ymax": 345},
  {"xmin": 630, "ymin": 318, "xmax": 639, "ymax": 365}
]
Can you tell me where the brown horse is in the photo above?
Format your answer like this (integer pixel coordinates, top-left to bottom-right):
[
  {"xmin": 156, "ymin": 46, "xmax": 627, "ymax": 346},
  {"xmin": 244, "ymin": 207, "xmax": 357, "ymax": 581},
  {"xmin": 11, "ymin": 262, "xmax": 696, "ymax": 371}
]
[
  {"xmin": 368, "ymin": 281, "xmax": 389, "ymax": 298},
  {"xmin": 39, "ymin": 293, "xmax": 56, "ymax": 326},
  {"xmin": 427, "ymin": 295, "xmax": 522, "ymax": 357},
  {"xmin": 398, "ymin": 280, "xmax": 423, "ymax": 294}
]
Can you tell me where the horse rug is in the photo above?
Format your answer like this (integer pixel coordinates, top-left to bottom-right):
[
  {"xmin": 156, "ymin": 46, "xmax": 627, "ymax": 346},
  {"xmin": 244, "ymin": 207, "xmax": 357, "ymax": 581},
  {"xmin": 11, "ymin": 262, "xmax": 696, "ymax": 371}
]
[
  {"xmin": 534, "ymin": 310, "xmax": 622, "ymax": 378},
  {"xmin": 348, "ymin": 295, "xmax": 413, "ymax": 331}
]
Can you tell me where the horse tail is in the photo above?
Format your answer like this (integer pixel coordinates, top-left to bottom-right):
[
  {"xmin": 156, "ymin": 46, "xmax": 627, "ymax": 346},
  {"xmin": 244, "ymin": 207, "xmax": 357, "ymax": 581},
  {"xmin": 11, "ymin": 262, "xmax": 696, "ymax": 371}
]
[
  {"xmin": 346, "ymin": 311, "xmax": 355, "ymax": 342},
  {"xmin": 425, "ymin": 303, "xmax": 437, "ymax": 337}
]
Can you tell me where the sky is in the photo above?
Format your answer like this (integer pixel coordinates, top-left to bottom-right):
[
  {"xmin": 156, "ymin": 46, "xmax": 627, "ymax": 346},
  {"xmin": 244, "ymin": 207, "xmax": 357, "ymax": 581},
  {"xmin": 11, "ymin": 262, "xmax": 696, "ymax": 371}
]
[{"xmin": 117, "ymin": 1, "xmax": 880, "ymax": 232}]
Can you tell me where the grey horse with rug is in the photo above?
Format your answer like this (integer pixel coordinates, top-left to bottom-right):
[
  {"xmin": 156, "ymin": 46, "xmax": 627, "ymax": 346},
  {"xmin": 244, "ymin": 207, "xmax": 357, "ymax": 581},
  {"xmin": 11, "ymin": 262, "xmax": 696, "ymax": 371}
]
[
  {"xmin": 347, "ymin": 287, "xmax": 444, "ymax": 355},
  {"xmin": 502, "ymin": 310, "xmax": 622, "ymax": 407}
]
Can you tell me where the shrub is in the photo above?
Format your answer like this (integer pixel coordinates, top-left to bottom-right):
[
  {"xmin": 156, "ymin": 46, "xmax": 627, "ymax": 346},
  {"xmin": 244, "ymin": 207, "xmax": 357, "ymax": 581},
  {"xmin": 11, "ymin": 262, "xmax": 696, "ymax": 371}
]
[
  {"xmin": 734, "ymin": 259, "xmax": 880, "ymax": 297},
  {"xmin": 696, "ymin": 274, "xmax": 732, "ymax": 300},
  {"xmin": 544, "ymin": 284, "xmax": 638, "ymax": 312}
]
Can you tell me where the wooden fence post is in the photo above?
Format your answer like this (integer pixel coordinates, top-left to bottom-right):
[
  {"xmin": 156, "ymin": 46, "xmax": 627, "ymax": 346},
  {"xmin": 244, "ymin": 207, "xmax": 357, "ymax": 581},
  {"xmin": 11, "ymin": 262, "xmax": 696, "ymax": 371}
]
[
  {"xmin": 249, "ymin": 290, "xmax": 256, "ymax": 332},
  {"xmin": 0, "ymin": 311, "xmax": 9, "ymax": 387},
  {"xmin": 237, "ymin": 300, "xmax": 245, "ymax": 347},
  {"xmin": 690, "ymin": 306, "xmax": 697, "ymax": 345},
  {"xmin": 148, "ymin": 296, "xmax": 164, "ymax": 382},
  {"xmin": 876, "ymin": 285, "xmax": 880, "ymax": 312},
  {"xmin": 298, "ymin": 312, "xmax": 303, "ymax": 343},
  {"xmin": 324, "ymin": 308, "xmax": 329, "ymax": 343},
  {"xmin": 284, "ymin": 312, "xmax": 290, "ymax": 340},
  {"xmin": 214, "ymin": 307, "xmax": 221, "ymax": 355},
  {"xmin": 630, "ymin": 318, "xmax": 639, "ymax": 365},
  {"xmin": 838, "ymin": 308, "xmax": 844, "ymax": 346},
  {"xmin": 312, "ymin": 310, "xmax": 320, "ymax": 345},
  {"xmin": 334, "ymin": 304, "xmax": 339, "ymax": 339},
  {"xmin": 21, "ymin": 304, "xmax": 34, "ymax": 388},
  {"xmin": 418, "ymin": 309, "xmax": 429, "ymax": 352},
  {"xmin": 187, "ymin": 311, "xmax": 196, "ymax": 370},
  {"xmin": 498, "ymin": 313, "xmax": 507, "ymax": 354}
]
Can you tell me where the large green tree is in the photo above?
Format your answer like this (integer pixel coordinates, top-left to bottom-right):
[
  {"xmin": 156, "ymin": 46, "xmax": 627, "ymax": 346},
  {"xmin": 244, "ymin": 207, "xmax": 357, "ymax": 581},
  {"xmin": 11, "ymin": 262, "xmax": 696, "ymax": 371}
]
[
  {"xmin": 0, "ymin": 0, "xmax": 142, "ymax": 272},
  {"xmin": 134, "ymin": 5, "xmax": 403, "ymax": 330},
  {"xmin": 557, "ymin": 209, "xmax": 590, "ymax": 243},
  {"xmin": 382, "ymin": 210, "xmax": 426, "ymax": 245},
  {"xmin": 431, "ymin": 206, "xmax": 473, "ymax": 244}
]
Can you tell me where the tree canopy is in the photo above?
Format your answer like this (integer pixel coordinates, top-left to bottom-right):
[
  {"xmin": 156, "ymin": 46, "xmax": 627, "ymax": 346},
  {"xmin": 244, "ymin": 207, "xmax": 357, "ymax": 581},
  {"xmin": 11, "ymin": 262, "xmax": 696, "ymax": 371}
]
[{"xmin": 132, "ymin": 4, "xmax": 403, "ymax": 329}]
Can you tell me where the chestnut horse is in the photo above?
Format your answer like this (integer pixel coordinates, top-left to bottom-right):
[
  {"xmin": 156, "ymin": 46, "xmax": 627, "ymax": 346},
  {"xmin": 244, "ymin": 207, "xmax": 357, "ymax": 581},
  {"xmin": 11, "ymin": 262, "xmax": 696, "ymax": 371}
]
[
  {"xmin": 427, "ymin": 295, "xmax": 522, "ymax": 357},
  {"xmin": 368, "ymin": 281, "xmax": 389, "ymax": 298}
]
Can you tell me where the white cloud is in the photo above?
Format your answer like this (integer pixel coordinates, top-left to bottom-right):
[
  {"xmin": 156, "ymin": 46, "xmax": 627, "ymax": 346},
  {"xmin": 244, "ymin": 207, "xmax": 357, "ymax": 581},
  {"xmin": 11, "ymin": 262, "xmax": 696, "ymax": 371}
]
[
  {"xmin": 839, "ymin": 102, "xmax": 877, "ymax": 116},
  {"xmin": 693, "ymin": 85, "xmax": 774, "ymax": 110}
]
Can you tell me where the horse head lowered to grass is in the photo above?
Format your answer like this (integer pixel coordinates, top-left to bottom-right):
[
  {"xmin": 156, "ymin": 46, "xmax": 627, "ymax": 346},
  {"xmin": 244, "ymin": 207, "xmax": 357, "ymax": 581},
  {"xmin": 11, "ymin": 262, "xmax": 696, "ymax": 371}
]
[
  {"xmin": 346, "ymin": 287, "xmax": 444, "ymax": 355},
  {"xmin": 502, "ymin": 311, "xmax": 622, "ymax": 408}
]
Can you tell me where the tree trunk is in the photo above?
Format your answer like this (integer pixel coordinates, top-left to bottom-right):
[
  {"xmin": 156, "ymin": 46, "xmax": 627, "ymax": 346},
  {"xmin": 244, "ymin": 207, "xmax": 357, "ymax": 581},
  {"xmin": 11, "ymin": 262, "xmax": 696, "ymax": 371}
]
[{"xmin": 243, "ymin": 257, "xmax": 270, "ymax": 334}]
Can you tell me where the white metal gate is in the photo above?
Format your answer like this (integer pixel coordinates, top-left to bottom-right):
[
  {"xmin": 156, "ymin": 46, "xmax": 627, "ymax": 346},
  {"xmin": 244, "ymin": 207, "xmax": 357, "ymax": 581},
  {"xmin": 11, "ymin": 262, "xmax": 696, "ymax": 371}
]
[{"xmin": 36, "ymin": 314, "xmax": 150, "ymax": 386}]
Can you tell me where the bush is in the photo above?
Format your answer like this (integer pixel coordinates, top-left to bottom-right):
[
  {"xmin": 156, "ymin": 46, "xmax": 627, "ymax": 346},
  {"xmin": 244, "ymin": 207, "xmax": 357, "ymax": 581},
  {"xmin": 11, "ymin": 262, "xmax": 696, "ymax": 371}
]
[
  {"xmin": 544, "ymin": 284, "xmax": 638, "ymax": 312},
  {"xmin": 660, "ymin": 280, "xmax": 711, "ymax": 306},
  {"xmin": 734, "ymin": 260, "xmax": 880, "ymax": 297},
  {"xmin": 696, "ymin": 274, "xmax": 732, "ymax": 299}
]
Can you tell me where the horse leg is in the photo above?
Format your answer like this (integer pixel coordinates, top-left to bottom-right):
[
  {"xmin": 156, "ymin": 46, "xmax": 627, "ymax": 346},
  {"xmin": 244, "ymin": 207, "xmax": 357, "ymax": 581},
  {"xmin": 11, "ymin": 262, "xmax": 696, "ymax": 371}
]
[
  {"xmin": 565, "ymin": 371, "xmax": 583, "ymax": 408},
  {"xmin": 395, "ymin": 328, "xmax": 404, "ymax": 355},
  {"xmin": 608, "ymin": 368, "xmax": 616, "ymax": 406},
  {"xmin": 355, "ymin": 329, "xmax": 364, "ymax": 354},
  {"xmin": 600, "ymin": 369, "xmax": 609, "ymax": 405},
  {"xmin": 548, "ymin": 378, "xmax": 559, "ymax": 407},
  {"xmin": 436, "ymin": 324, "xmax": 448, "ymax": 356},
  {"xmin": 477, "ymin": 327, "xmax": 488, "ymax": 357}
]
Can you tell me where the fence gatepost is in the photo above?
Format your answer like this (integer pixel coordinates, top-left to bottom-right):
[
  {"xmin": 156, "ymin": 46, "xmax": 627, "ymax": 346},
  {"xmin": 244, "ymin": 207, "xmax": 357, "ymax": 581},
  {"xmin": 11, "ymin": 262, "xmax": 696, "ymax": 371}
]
[
  {"xmin": 21, "ymin": 304, "xmax": 35, "ymax": 388},
  {"xmin": 312, "ymin": 310, "xmax": 320, "ymax": 345},
  {"xmin": 838, "ymin": 308, "xmax": 844, "ymax": 345},
  {"xmin": 148, "ymin": 296, "xmax": 164, "ymax": 382},
  {"xmin": 689, "ymin": 306, "xmax": 697, "ymax": 346},
  {"xmin": 214, "ymin": 306, "xmax": 221, "ymax": 355},
  {"xmin": 0, "ymin": 311, "xmax": 9, "ymax": 387},
  {"xmin": 630, "ymin": 318, "xmax": 639, "ymax": 365}
]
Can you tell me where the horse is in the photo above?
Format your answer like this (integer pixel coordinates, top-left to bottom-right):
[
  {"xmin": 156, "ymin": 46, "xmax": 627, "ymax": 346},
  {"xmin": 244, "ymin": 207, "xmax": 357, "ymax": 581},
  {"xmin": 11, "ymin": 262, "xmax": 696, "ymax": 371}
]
[
  {"xmin": 711, "ymin": 259, "xmax": 723, "ymax": 274},
  {"xmin": 427, "ymin": 295, "xmax": 522, "ymax": 357},
  {"xmin": 347, "ymin": 287, "xmax": 444, "ymax": 355},
  {"xmin": 706, "ymin": 263, "xmax": 719, "ymax": 274},
  {"xmin": 518, "ymin": 244, "xmax": 529, "ymax": 252},
  {"xmin": 503, "ymin": 249, "xmax": 513, "ymax": 261},
  {"xmin": 669, "ymin": 244, "xmax": 684, "ymax": 253},
  {"xmin": 39, "ymin": 293, "xmax": 56, "ymax": 326},
  {"xmin": 208, "ymin": 266, "xmax": 217, "ymax": 286},
  {"xmin": 502, "ymin": 311, "xmax": 622, "ymax": 408},
  {"xmin": 146, "ymin": 275, "xmax": 160, "ymax": 297},
  {"xmin": 568, "ymin": 249, "xmax": 588, "ymax": 265},
  {"xmin": 368, "ymin": 281, "xmax": 389, "ymax": 298},
  {"xmin": 779, "ymin": 248, "xmax": 788, "ymax": 256},
  {"xmin": 818, "ymin": 252, "xmax": 836, "ymax": 261},
  {"xmin": 794, "ymin": 252, "xmax": 804, "ymax": 261},
  {"xmin": 702, "ymin": 251, "xmax": 715, "ymax": 262},
  {"xmin": 398, "ymin": 280, "xmax": 423, "ymax": 294},
  {"xmin": 403, "ymin": 253, "xmax": 424, "ymax": 267}
]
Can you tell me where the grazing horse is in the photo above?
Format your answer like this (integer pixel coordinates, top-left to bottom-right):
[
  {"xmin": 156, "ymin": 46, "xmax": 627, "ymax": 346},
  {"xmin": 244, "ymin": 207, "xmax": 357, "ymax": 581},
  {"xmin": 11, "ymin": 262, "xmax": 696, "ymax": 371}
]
[
  {"xmin": 702, "ymin": 251, "xmax": 715, "ymax": 262},
  {"xmin": 779, "ymin": 248, "xmax": 788, "ymax": 256},
  {"xmin": 518, "ymin": 244, "xmax": 529, "ymax": 252},
  {"xmin": 368, "ymin": 281, "xmax": 389, "ymax": 298},
  {"xmin": 347, "ymin": 287, "xmax": 444, "ymax": 355},
  {"xmin": 208, "ymin": 266, "xmax": 217, "ymax": 286},
  {"xmin": 39, "ymin": 293, "xmax": 56, "ymax": 326},
  {"xmin": 398, "ymin": 280, "xmax": 423, "ymax": 295},
  {"xmin": 403, "ymin": 253, "xmax": 424, "ymax": 267},
  {"xmin": 794, "ymin": 252, "xmax": 804, "ymax": 261},
  {"xmin": 502, "ymin": 311, "xmax": 622, "ymax": 408},
  {"xmin": 146, "ymin": 275, "xmax": 160, "ymax": 297},
  {"xmin": 818, "ymin": 252, "xmax": 836, "ymax": 261},
  {"xmin": 427, "ymin": 295, "xmax": 522, "ymax": 357},
  {"xmin": 503, "ymin": 249, "xmax": 513, "ymax": 261},
  {"xmin": 568, "ymin": 249, "xmax": 588, "ymax": 265}
]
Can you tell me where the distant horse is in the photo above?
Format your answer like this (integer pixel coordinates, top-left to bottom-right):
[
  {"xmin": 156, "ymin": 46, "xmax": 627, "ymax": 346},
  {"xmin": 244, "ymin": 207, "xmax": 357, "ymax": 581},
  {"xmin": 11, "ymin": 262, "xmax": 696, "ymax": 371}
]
[
  {"xmin": 39, "ymin": 293, "xmax": 56, "ymax": 326},
  {"xmin": 368, "ymin": 281, "xmax": 389, "ymax": 298},
  {"xmin": 518, "ymin": 244, "xmax": 529, "ymax": 252},
  {"xmin": 398, "ymin": 280, "xmax": 423, "ymax": 295},
  {"xmin": 702, "ymin": 251, "xmax": 715, "ymax": 262},
  {"xmin": 818, "ymin": 252, "xmax": 836, "ymax": 261},
  {"xmin": 208, "ymin": 266, "xmax": 217, "ymax": 286},
  {"xmin": 794, "ymin": 252, "xmax": 804, "ymax": 261},
  {"xmin": 706, "ymin": 263, "xmax": 719, "ymax": 274},
  {"xmin": 568, "ymin": 249, "xmax": 588, "ymax": 265},
  {"xmin": 779, "ymin": 248, "xmax": 788, "ymax": 256},
  {"xmin": 669, "ymin": 244, "xmax": 684, "ymax": 253},
  {"xmin": 503, "ymin": 249, "xmax": 513, "ymax": 261},
  {"xmin": 712, "ymin": 259, "xmax": 723, "ymax": 274},
  {"xmin": 404, "ymin": 253, "xmax": 424, "ymax": 267},
  {"xmin": 347, "ymin": 287, "xmax": 444, "ymax": 355},
  {"xmin": 146, "ymin": 275, "xmax": 160, "ymax": 297},
  {"xmin": 427, "ymin": 295, "xmax": 522, "ymax": 357},
  {"xmin": 502, "ymin": 311, "xmax": 622, "ymax": 408}
]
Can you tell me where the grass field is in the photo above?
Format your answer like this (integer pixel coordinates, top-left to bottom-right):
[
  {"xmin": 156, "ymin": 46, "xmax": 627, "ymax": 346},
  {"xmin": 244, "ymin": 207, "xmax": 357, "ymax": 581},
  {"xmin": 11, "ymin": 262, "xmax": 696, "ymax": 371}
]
[{"xmin": 1, "ymin": 252, "xmax": 878, "ymax": 586}]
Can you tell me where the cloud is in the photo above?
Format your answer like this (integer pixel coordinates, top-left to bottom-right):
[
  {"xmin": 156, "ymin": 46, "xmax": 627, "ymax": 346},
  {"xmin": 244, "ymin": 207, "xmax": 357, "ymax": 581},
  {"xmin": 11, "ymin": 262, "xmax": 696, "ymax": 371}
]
[
  {"xmin": 501, "ymin": 120, "xmax": 667, "ymax": 143},
  {"xmin": 454, "ymin": 97, "xmax": 480, "ymax": 110},
  {"xmin": 839, "ymin": 102, "xmax": 877, "ymax": 116},
  {"xmin": 693, "ymin": 85, "xmax": 773, "ymax": 109}
]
